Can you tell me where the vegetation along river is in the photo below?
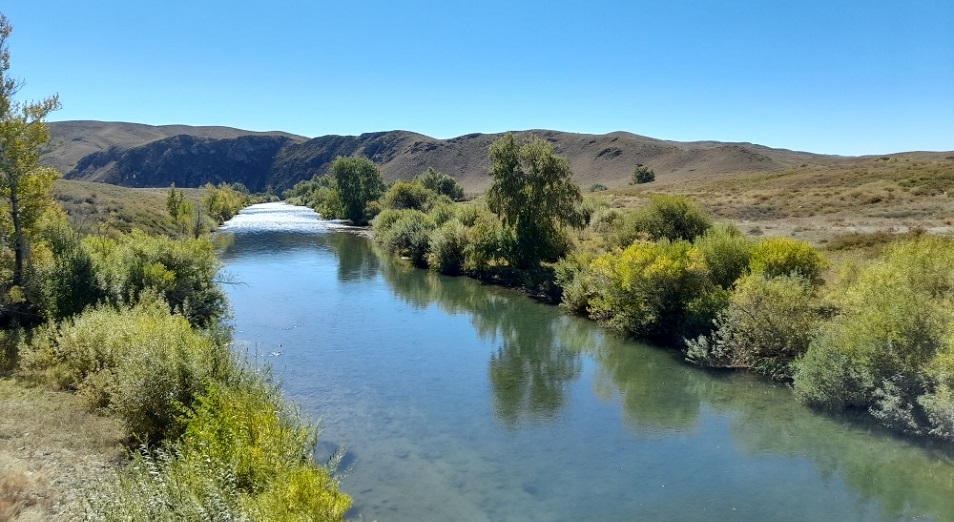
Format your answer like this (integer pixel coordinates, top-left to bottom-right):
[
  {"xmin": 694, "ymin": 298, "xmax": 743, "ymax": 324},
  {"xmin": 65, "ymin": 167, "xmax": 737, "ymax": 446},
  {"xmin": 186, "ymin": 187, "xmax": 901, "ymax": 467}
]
[{"xmin": 214, "ymin": 202, "xmax": 954, "ymax": 522}]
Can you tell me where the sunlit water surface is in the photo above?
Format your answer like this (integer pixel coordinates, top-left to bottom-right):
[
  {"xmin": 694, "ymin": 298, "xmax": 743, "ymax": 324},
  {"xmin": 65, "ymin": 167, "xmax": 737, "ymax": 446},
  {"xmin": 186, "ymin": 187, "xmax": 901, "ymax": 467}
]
[{"xmin": 215, "ymin": 202, "xmax": 954, "ymax": 522}]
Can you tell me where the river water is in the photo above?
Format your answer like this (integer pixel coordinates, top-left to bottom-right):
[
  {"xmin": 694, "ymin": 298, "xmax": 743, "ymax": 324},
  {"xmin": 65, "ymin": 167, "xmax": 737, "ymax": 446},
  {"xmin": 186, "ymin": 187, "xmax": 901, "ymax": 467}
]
[{"xmin": 215, "ymin": 202, "xmax": 954, "ymax": 522}]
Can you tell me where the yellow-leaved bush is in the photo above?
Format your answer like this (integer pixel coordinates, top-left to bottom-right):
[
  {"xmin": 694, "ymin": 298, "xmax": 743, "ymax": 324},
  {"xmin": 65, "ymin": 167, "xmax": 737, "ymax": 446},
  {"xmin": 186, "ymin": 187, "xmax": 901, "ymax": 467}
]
[{"xmin": 793, "ymin": 235, "xmax": 954, "ymax": 439}]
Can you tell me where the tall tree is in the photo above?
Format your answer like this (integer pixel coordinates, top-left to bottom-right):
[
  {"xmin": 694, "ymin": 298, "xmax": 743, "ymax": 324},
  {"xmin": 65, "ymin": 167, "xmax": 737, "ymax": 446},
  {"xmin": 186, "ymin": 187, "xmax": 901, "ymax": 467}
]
[
  {"xmin": 0, "ymin": 14, "xmax": 60, "ymax": 286},
  {"xmin": 331, "ymin": 155, "xmax": 384, "ymax": 224},
  {"xmin": 487, "ymin": 133, "xmax": 583, "ymax": 268}
]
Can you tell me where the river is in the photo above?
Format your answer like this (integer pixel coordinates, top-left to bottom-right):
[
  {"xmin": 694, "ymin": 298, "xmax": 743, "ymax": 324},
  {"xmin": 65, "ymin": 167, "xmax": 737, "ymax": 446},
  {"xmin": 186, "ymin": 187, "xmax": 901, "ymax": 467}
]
[{"xmin": 215, "ymin": 202, "xmax": 954, "ymax": 522}]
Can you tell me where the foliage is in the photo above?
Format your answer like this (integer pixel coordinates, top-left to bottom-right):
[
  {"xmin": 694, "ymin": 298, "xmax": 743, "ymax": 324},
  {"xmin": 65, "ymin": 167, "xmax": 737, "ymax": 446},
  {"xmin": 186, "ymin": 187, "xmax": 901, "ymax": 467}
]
[
  {"xmin": 624, "ymin": 194, "xmax": 711, "ymax": 244},
  {"xmin": 34, "ymin": 217, "xmax": 103, "ymax": 320},
  {"xmin": 202, "ymin": 182, "xmax": 249, "ymax": 225},
  {"xmin": 486, "ymin": 133, "xmax": 584, "ymax": 268},
  {"xmin": 426, "ymin": 219, "xmax": 469, "ymax": 274},
  {"xmin": 686, "ymin": 273, "xmax": 821, "ymax": 379},
  {"xmin": 330, "ymin": 156, "xmax": 384, "ymax": 224},
  {"xmin": 749, "ymin": 236, "xmax": 827, "ymax": 285},
  {"xmin": 379, "ymin": 180, "xmax": 449, "ymax": 212},
  {"xmin": 793, "ymin": 235, "xmax": 954, "ymax": 438},
  {"xmin": 694, "ymin": 223, "xmax": 752, "ymax": 288},
  {"xmin": 0, "ymin": 15, "xmax": 61, "ymax": 289},
  {"xmin": 553, "ymin": 250, "xmax": 597, "ymax": 315},
  {"xmin": 83, "ymin": 377, "xmax": 351, "ymax": 521},
  {"xmin": 372, "ymin": 209, "xmax": 435, "ymax": 267},
  {"xmin": 413, "ymin": 167, "xmax": 464, "ymax": 201},
  {"xmin": 585, "ymin": 239, "xmax": 712, "ymax": 341},
  {"xmin": 21, "ymin": 296, "xmax": 228, "ymax": 442},
  {"xmin": 165, "ymin": 183, "xmax": 195, "ymax": 234},
  {"xmin": 631, "ymin": 164, "xmax": 655, "ymax": 184},
  {"xmin": 85, "ymin": 230, "xmax": 227, "ymax": 328}
]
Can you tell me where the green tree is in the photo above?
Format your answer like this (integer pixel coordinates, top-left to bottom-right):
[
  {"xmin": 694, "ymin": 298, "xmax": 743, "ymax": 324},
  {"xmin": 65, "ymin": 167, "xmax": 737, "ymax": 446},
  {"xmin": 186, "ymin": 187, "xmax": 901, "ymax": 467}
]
[
  {"xmin": 631, "ymin": 164, "xmax": 655, "ymax": 184},
  {"xmin": 414, "ymin": 167, "xmax": 465, "ymax": 201},
  {"xmin": 0, "ymin": 14, "xmax": 60, "ymax": 287},
  {"xmin": 628, "ymin": 194, "xmax": 711, "ymax": 243},
  {"xmin": 166, "ymin": 183, "xmax": 194, "ymax": 233},
  {"xmin": 331, "ymin": 156, "xmax": 384, "ymax": 225},
  {"xmin": 487, "ymin": 133, "xmax": 583, "ymax": 268}
]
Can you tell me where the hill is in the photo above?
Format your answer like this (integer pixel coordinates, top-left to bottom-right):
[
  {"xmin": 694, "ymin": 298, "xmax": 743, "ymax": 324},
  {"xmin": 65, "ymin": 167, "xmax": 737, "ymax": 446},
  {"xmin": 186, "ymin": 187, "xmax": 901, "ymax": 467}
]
[{"xmin": 45, "ymin": 121, "xmax": 835, "ymax": 194}]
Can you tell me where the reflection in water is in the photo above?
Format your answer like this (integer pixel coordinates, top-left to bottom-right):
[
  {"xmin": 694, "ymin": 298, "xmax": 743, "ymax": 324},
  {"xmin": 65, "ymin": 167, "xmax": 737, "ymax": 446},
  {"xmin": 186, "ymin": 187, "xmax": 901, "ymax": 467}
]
[
  {"xmin": 378, "ymin": 244, "xmax": 954, "ymax": 520},
  {"xmin": 380, "ymin": 261, "xmax": 582, "ymax": 427},
  {"xmin": 324, "ymin": 232, "xmax": 379, "ymax": 282},
  {"xmin": 219, "ymin": 203, "xmax": 954, "ymax": 522}
]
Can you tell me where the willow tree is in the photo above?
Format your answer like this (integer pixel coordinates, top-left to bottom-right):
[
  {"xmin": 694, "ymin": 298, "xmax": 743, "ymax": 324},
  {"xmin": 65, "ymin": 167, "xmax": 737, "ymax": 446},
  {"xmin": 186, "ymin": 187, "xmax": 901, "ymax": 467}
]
[
  {"xmin": 0, "ymin": 14, "xmax": 60, "ymax": 286},
  {"xmin": 487, "ymin": 133, "xmax": 583, "ymax": 268},
  {"xmin": 331, "ymin": 155, "xmax": 384, "ymax": 225}
]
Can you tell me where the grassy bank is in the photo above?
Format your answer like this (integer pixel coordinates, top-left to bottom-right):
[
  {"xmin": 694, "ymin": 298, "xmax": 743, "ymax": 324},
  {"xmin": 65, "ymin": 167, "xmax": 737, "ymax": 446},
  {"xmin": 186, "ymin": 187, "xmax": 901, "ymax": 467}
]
[{"xmin": 1, "ymin": 226, "xmax": 350, "ymax": 521}]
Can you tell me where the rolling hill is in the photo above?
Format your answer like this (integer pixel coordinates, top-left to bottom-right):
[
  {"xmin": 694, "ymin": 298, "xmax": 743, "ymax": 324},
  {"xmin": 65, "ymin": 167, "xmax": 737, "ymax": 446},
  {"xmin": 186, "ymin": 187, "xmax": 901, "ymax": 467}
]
[{"xmin": 44, "ymin": 121, "xmax": 838, "ymax": 194}]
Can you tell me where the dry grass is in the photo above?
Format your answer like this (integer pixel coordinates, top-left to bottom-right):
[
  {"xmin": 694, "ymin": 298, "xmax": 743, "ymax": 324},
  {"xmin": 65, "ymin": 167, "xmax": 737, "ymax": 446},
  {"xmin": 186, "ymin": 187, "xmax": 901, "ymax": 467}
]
[
  {"xmin": 608, "ymin": 153, "xmax": 954, "ymax": 246},
  {"xmin": 0, "ymin": 378, "xmax": 125, "ymax": 521},
  {"xmin": 52, "ymin": 179, "xmax": 206, "ymax": 237}
]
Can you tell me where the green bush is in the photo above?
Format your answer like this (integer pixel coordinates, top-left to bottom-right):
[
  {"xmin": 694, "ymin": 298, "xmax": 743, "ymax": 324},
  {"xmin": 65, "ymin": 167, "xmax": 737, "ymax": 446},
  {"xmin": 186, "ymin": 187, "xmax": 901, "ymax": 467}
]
[
  {"xmin": 554, "ymin": 251, "xmax": 597, "ymax": 314},
  {"xmin": 588, "ymin": 207, "xmax": 624, "ymax": 236},
  {"xmin": 24, "ymin": 296, "xmax": 229, "ymax": 442},
  {"xmin": 608, "ymin": 195, "xmax": 711, "ymax": 248},
  {"xmin": 631, "ymin": 164, "xmax": 655, "ymax": 184},
  {"xmin": 686, "ymin": 273, "xmax": 820, "ymax": 379},
  {"xmin": 586, "ymin": 239, "xmax": 711, "ymax": 340},
  {"xmin": 83, "ymin": 378, "xmax": 351, "ymax": 521},
  {"xmin": 462, "ymin": 210, "xmax": 513, "ymax": 274},
  {"xmin": 749, "ymin": 236, "xmax": 827, "ymax": 285},
  {"xmin": 34, "ymin": 219, "xmax": 103, "ymax": 320},
  {"xmin": 413, "ymin": 168, "xmax": 465, "ymax": 201},
  {"xmin": 380, "ymin": 180, "xmax": 443, "ymax": 211},
  {"xmin": 373, "ymin": 209, "xmax": 435, "ymax": 267},
  {"xmin": 694, "ymin": 223, "xmax": 752, "ymax": 289},
  {"xmin": 426, "ymin": 219, "xmax": 469, "ymax": 274},
  {"xmin": 793, "ymin": 236, "xmax": 954, "ymax": 437},
  {"xmin": 85, "ymin": 231, "xmax": 227, "ymax": 328}
]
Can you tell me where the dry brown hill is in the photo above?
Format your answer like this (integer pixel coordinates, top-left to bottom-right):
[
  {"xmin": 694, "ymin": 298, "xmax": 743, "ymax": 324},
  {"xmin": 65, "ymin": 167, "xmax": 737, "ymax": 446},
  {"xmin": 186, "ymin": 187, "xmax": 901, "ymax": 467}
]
[{"xmin": 42, "ymin": 121, "xmax": 860, "ymax": 193}]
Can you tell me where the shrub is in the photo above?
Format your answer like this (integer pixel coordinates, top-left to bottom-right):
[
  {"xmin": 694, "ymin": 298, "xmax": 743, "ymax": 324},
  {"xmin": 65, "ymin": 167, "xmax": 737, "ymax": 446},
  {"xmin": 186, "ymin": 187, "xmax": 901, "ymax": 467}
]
[
  {"xmin": 588, "ymin": 207, "xmax": 624, "ymax": 236},
  {"xmin": 34, "ymin": 219, "xmax": 103, "ymax": 320},
  {"xmin": 380, "ymin": 180, "xmax": 442, "ymax": 211},
  {"xmin": 686, "ymin": 273, "xmax": 820, "ymax": 379},
  {"xmin": 554, "ymin": 251, "xmax": 597, "ymax": 314},
  {"xmin": 85, "ymin": 231, "xmax": 227, "ymax": 328},
  {"xmin": 414, "ymin": 168, "xmax": 465, "ymax": 201},
  {"xmin": 463, "ymin": 210, "xmax": 512, "ymax": 274},
  {"xmin": 373, "ymin": 209, "xmax": 435, "ymax": 267},
  {"xmin": 84, "ymin": 378, "xmax": 351, "ymax": 521},
  {"xmin": 631, "ymin": 164, "xmax": 655, "ymax": 184},
  {"xmin": 749, "ymin": 236, "xmax": 827, "ymax": 285},
  {"xmin": 24, "ymin": 295, "xmax": 229, "ymax": 442},
  {"xmin": 793, "ymin": 236, "xmax": 954, "ymax": 437},
  {"xmin": 624, "ymin": 194, "xmax": 711, "ymax": 244},
  {"xmin": 694, "ymin": 224, "xmax": 752, "ymax": 289},
  {"xmin": 587, "ymin": 239, "xmax": 711, "ymax": 340},
  {"xmin": 426, "ymin": 219, "xmax": 469, "ymax": 274}
]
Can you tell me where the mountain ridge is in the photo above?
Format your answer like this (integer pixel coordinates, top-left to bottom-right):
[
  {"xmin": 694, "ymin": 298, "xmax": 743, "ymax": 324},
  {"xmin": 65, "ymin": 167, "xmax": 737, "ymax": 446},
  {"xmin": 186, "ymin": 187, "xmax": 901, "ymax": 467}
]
[{"xmin": 43, "ymin": 120, "xmax": 923, "ymax": 194}]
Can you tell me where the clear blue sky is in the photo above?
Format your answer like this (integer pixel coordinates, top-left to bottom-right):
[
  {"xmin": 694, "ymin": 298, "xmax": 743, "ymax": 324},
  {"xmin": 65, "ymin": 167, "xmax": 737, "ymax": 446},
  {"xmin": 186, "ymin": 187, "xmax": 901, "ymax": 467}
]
[{"xmin": 4, "ymin": 1, "xmax": 952, "ymax": 155}]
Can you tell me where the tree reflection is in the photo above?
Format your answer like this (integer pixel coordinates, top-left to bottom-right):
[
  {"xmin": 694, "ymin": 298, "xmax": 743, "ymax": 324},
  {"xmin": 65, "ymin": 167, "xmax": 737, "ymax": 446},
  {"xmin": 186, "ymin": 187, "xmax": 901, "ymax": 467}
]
[
  {"xmin": 324, "ymin": 232, "xmax": 379, "ymax": 281},
  {"xmin": 380, "ymin": 260, "xmax": 581, "ymax": 428},
  {"xmin": 563, "ymin": 322, "xmax": 702, "ymax": 436},
  {"xmin": 377, "ymin": 246, "xmax": 954, "ymax": 521}
]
